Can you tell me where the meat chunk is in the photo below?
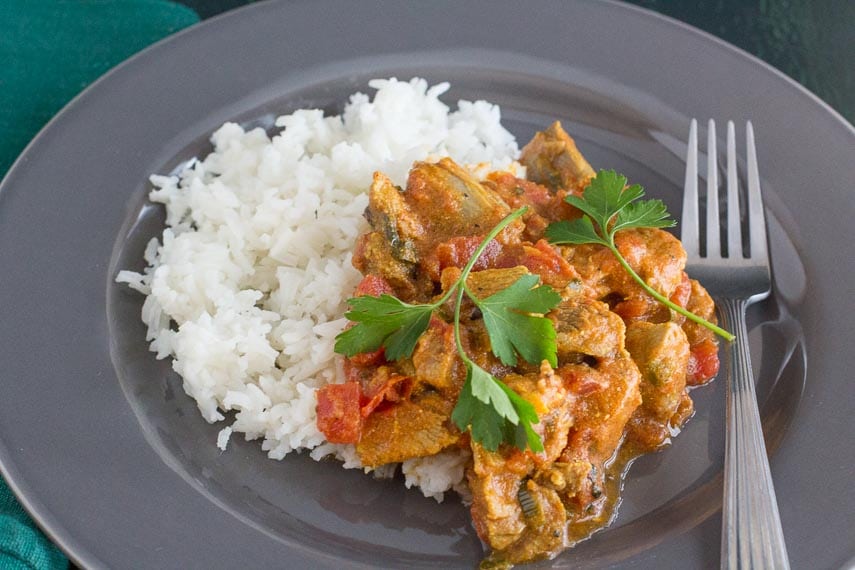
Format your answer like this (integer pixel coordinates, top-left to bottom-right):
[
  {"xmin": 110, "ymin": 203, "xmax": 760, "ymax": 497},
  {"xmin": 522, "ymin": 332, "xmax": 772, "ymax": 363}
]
[
  {"xmin": 495, "ymin": 479, "xmax": 567, "ymax": 565},
  {"xmin": 467, "ymin": 363, "xmax": 575, "ymax": 555},
  {"xmin": 502, "ymin": 362, "xmax": 575, "ymax": 464},
  {"xmin": 560, "ymin": 227, "xmax": 687, "ymax": 304},
  {"xmin": 483, "ymin": 171, "xmax": 580, "ymax": 241},
  {"xmin": 625, "ymin": 321, "xmax": 692, "ymax": 447},
  {"xmin": 468, "ymin": 444, "xmax": 530, "ymax": 551},
  {"xmin": 352, "ymin": 231, "xmax": 421, "ymax": 300},
  {"xmin": 410, "ymin": 317, "xmax": 463, "ymax": 395},
  {"xmin": 465, "ymin": 266, "xmax": 530, "ymax": 300},
  {"xmin": 405, "ymin": 158, "xmax": 516, "ymax": 251},
  {"xmin": 356, "ymin": 393, "xmax": 459, "ymax": 467},
  {"xmin": 365, "ymin": 171, "xmax": 424, "ymax": 264},
  {"xmin": 550, "ymin": 295, "xmax": 626, "ymax": 361},
  {"xmin": 561, "ymin": 356, "xmax": 641, "ymax": 466},
  {"xmin": 520, "ymin": 121, "xmax": 596, "ymax": 193},
  {"xmin": 681, "ymin": 279, "xmax": 721, "ymax": 385}
]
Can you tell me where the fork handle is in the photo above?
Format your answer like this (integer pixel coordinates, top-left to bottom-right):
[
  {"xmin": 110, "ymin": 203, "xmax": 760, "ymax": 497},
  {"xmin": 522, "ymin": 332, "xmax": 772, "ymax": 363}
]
[{"xmin": 717, "ymin": 298, "xmax": 790, "ymax": 570}]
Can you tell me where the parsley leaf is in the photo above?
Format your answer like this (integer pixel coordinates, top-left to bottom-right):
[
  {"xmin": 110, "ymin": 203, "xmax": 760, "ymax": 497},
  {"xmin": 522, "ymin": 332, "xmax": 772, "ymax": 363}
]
[
  {"xmin": 546, "ymin": 170, "xmax": 734, "ymax": 341},
  {"xmin": 335, "ymin": 294, "xmax": 433, "ymax": 360},
  {"xmin": 612, "ymin": 199, "xmax": 675, "ymax": 233},
  {"xmin": 564, "ymin": 170, "xmax": 642, "ymax": 231},
  {"xmin": 468, "ymin": 363, "xmax": 519, "ymax": 423},
  {"xmin": 544, "ymin": 216, "xmax": 607, "ymax": 246},
  {"xmin": 451, "ymin": 362, "xmax": 543, "ymax": 453},
  {"xmin": 472, "ymin": 273, "xmax": 561, "ymax": 367},
  {"xmin": 451, "ymin": 366, "xmax": 508, "ymax": 451}
]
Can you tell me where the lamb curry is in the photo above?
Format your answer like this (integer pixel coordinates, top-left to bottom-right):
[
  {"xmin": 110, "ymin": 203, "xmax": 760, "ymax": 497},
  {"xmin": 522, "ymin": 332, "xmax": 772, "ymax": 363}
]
[{"xmin": 316, "ymin": 122, "xmax": 720, "ymax": 566}]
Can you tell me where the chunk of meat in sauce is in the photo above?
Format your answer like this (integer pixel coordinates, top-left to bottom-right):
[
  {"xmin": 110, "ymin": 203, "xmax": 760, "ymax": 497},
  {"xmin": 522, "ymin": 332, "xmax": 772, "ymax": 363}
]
[
  {"xmin": 467, "ymin": 363, "xmax": 576, "ymax": 560},
  {"xmin": 483, "ymin": 171, "xmax": 579, "ymax": 242},
  {"xmin": 404, "ymin": 158, "xmax": 518, "ymax": 254},
  {"xmin": 682, "ymin": 279, "xmax": 721, "ymax": 385},
  {"xmin": 550, "ymin": 296, "xmax": 626, "ymax": 362},
  {"xmin": 560, "ymin": 227, "xmax": 687, "ymax": 303},
  {"xmin": 356, "ymin": 392, "xmax": 459, "ymax": 467},
  {"xmin": 625, "ymin": 321, "xmax": 693, "ymax": 448},
  {"xmin": 352, "ymin": 231, "xmax": 422, "ymax": 301},
  {"xmin": 520, "ymin": 121, "xmax": 596, "ymax": 193},
  {"xmin": 410, "ymin": 317, "xmax": 463, "ymax": 395},
  {"xmin": 560, "ymin": 356, "xmax": 641, "ymax": 467}
]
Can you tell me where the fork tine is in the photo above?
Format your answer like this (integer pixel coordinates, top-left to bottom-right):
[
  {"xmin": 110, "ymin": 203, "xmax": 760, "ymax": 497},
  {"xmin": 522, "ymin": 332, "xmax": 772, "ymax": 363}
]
[
  {"xmin": 746, "ymin": 121, "xmax": 768, "ymax": 260},
  {"xmin": 681, "ymin": 119, "xmax": 700, "ymax": 255},
  {"xmin": 726, "ymin": 121, "xmax": 743, "ymax": 258},
  {"xmin": 706, "ymin": 120, "xmax": 721, "ymax": 258}
]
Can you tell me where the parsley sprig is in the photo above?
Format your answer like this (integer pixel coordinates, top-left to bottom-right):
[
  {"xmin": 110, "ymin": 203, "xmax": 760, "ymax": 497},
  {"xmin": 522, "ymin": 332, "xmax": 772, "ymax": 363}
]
[
  {"xmin": 335, "ymin": 207, "xmax": 560, "ymax": 452},
  {"xmin": 545, "ymin": 170, "xmax": 734, "ymax": 341}
]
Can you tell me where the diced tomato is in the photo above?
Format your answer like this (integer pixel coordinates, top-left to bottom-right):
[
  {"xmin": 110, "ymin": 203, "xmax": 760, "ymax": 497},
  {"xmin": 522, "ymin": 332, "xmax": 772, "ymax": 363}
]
[
  {"xmin": 486, "ymin": 171, "xmax": 565, "ymax": 212},
  {"xmin": 354, "ymin": 274, "xmax": 394, "ymax": 297},
  {"xmin": 687, "ymin": 339, "xmax": 720, "ymax": 385},
  {"xmin": 508, "ymin": 239, "xmax": 578, "ymax": 288},
  {"xmin": 347, "ymin": 348, "xmax": 385, "ymax": 368},
  {"xmin": 670, "ymin": 272, "xmax": 691, "ymax": 309},
  {"xmin": 427, "ymin": 235, "xmax": 502, "ymax": 280},
  {"xmin": 360, "ymin": 373, "xmax": 413, "ymax": 417},
  {"xmin": 558, "ymin": 365, "xmax": 606, "ymax": 396},
  {"xmin": 316, "ymin": 382, "xmax": 363, "ymax": 444},
  {"xmin": 613, "ymin": 297, "xmax": 650, "ymax": 321}
]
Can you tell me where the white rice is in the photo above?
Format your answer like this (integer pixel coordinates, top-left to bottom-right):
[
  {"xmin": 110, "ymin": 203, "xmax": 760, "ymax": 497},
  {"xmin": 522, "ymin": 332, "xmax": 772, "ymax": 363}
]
[{"xmin": 116, "ymin": 78, "xmax": 519, "ymax": 500}]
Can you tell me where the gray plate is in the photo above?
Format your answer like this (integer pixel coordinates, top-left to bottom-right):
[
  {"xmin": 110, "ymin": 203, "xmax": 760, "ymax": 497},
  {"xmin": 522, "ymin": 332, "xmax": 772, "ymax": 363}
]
[{"xmin": 1, "ymin": 1, "xmax": 853, "ymax": 568}]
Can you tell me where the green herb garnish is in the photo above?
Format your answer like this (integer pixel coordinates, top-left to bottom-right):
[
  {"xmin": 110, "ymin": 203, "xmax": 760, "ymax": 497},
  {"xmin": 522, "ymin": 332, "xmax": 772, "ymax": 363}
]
[
  {"xmin": 545, "ymin": 170, "xmax": 734, "ymax": 341},
  {"xmin": 335, "ymin": 207, "xmax": 559, "ymax": 452}
]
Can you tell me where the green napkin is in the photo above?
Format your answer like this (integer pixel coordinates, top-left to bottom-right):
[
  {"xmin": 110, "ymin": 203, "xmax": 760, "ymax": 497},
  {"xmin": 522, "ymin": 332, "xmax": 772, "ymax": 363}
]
[
  {"xmin": 0, "ymin": 0, "xmax": 199, "ymax": 174},
  {"xmin": 0, "ymin": 482, "xmax": 66, "ymax": 570},
  {"xmin": 0, "ymin": 2, "xmax": 199, "ymax": 568}
]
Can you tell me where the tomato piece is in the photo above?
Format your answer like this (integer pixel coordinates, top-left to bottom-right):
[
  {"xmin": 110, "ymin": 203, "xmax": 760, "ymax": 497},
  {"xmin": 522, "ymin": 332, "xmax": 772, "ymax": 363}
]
[
  {"xmin": 316, "ymin": 382, "xmax": 363, "ymax": 444},
  {"xmin": 361, "ymin": 373, "xmax": 413, "ymax": 417},
  {"xmin": 558, "ymin": 365, "xmax": 606, "ymax": 396},
  {"xmin": 688, "ymin": 339, "xmax": 720, "ymax": 385},
  {"xmin": 670, "ymin": 272, "xmax": 691, "ymax": 309},
  {"xmin": 613, "ymin": 297, "xmax": 650, "ymax": 321},
  {"xmin": 507, "ymin": 239, "xmax": 578, "ymax": 288},
  {"xmin": 439, "ymin": 236, "xmax": 501, "ymax": 271},
  {"xmin": 347, "ymin": 347, "xmax": 386, "ymax": 368},
  {"xmin": 354, "ymin": 274, "xmax": 394, "ymax": 297}
]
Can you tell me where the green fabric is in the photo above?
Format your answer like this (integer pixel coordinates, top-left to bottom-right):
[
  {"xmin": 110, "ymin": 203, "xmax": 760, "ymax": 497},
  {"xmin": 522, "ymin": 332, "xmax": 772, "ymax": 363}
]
[
  {"xmin": 0, "ymin": 479, "xmax": 66, "ymax": 570},
  {"xmin": 0, "ymin": 2, "xmax": 199, "ymax": 567},
  {"xmin": 0, "ymin": 0, "xmax": 200, "ymax": 175}
]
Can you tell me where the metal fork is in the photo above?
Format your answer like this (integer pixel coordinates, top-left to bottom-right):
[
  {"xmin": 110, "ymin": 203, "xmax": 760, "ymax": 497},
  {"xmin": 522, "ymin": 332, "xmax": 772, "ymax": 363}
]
[{"xmin": 681, "ymin": 119, "xmax": 789, "ymax": 569}]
